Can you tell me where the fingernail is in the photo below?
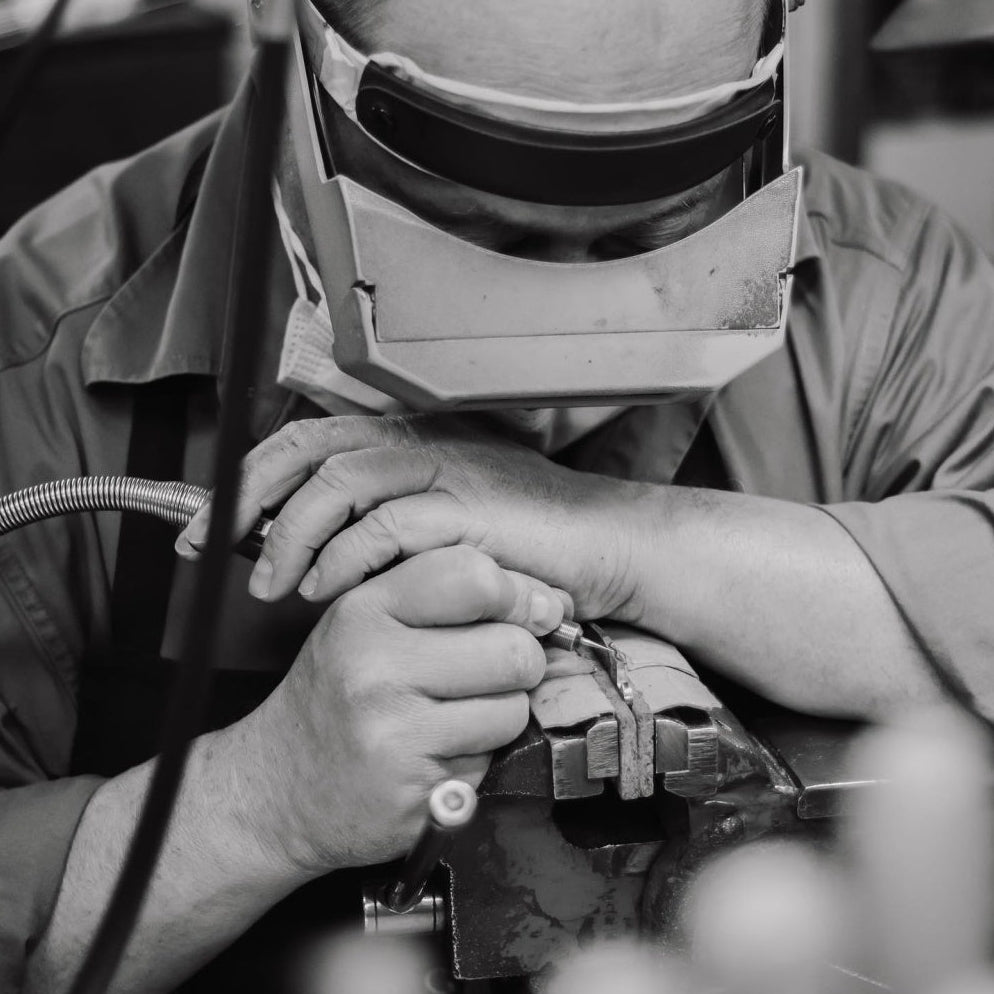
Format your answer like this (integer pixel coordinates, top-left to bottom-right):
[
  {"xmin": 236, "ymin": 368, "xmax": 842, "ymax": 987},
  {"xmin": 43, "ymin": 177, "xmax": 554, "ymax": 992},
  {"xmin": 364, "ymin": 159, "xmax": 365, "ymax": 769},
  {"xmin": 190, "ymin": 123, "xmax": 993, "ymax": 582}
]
[
  {"xmin": 187, "ymin": 509, "xmax": 210, "ymax": 548},
  {"xmin": 298, "ymin": 571, "xmax": 317, "ymax": 599},
  {"xmin": 249, "ymin": 555, "xmax": 273, "ymax": 600},
  {"xmin": 174, "ymin": 535, "xmax": 201, "ymax": 561},
  {"xmin": 529, "ymin": 591, "xmax": 561, "ymax": 633}
]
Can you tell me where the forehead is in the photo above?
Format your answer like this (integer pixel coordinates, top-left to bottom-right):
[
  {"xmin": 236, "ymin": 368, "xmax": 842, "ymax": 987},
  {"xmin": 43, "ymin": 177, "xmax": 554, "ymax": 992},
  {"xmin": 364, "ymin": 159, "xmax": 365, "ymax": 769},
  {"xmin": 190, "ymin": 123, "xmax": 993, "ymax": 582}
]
[{"xmin": 363, "ymin": 0, "xmax": 767, "ymax": 102}]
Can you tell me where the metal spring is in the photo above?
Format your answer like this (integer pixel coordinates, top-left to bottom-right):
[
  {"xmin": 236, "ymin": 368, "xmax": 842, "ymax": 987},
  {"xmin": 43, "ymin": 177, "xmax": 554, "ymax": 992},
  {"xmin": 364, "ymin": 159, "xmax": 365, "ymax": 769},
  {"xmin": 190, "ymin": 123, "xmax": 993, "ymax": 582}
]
[{"xmin": 0, "ymin": 477, "xmax": 210, "ymax": 537}]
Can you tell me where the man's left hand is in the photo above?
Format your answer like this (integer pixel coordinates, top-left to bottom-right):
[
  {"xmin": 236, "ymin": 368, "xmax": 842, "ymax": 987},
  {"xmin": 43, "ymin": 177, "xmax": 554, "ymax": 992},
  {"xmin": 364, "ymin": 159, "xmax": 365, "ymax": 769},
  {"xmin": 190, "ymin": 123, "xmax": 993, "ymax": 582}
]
[{"xmin": 177, "ymin": 415, "xmax": 649, "ymax": 619}]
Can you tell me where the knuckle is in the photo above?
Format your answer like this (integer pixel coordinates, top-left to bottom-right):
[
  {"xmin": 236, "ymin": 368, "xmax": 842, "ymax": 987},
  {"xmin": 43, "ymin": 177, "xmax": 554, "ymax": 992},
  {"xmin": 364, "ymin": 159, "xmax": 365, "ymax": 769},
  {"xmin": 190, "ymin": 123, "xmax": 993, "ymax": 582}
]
[
  {"xmin": 314, "ymin": 454, "xmax": 358, "ymax": 501},
  {"xmin": 266, "ymin": 514, "xmax": 308, "ymax": 550},
  {"xmin": 335, "ymin": 519, "xmax": 397, "ymax": 579},
  {"xmin": 275, "ymin": 418, "xmax": 315, "ymax": 453},
  {"xmin": 449, "ymin": 547, "xmax": 503, "ymax": 601},
  {"xmin": 334, "ymin": 582, "xmax": 375, "ymax": 619},
  {"xmin": 356, "ymin": 712, "xmax": 401, "ymax": 766},
  {"xmin": 362, "ymin": 504, "xmax": 401, "ymax": 544},
  {"xmin": 337, "ymin": 661, "xmax": 376, "ymax": 712},
  {"xmin": 315, "ymin": 454, "xmax": 346, "ymax": 487}
]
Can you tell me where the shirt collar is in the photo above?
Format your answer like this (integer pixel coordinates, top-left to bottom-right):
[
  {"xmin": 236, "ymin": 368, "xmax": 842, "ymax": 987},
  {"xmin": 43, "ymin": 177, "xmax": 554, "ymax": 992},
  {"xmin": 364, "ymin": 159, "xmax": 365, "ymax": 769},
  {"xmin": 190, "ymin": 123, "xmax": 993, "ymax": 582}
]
[
  {"xmin": 81, "ymin": 78, "xmax": 301, "ymax": 438},
  {"xmin": 81, "ymin": 79, "xmax": 295, "ymax": 389}
]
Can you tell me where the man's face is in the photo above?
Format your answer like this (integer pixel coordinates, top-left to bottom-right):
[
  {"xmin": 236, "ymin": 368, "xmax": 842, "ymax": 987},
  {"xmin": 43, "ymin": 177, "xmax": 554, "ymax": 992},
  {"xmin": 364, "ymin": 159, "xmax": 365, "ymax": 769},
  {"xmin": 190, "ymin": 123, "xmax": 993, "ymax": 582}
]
[
  {"xmin": 320, "ymin": 0, "xmax": 768, "ymax": 263},
  {"xmin": 285, "ymin": 0, "xmax": 771, "ymax": 433}
]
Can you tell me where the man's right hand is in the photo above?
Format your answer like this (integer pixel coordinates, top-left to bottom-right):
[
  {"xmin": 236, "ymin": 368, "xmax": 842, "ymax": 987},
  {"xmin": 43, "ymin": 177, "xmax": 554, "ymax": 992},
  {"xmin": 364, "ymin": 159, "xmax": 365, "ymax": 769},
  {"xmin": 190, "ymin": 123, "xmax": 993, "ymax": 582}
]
[{"xmin": 242, "ymin": 545, "xmax": 568, "ymax": 876}]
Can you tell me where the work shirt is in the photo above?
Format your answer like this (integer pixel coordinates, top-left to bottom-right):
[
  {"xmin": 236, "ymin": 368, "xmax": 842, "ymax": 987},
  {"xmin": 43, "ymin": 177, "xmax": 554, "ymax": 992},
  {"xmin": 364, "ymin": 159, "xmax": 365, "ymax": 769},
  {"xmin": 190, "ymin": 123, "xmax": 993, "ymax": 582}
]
[{"xmin": 2, "ymin": 76, "xmax": 994, "ymax": 990}]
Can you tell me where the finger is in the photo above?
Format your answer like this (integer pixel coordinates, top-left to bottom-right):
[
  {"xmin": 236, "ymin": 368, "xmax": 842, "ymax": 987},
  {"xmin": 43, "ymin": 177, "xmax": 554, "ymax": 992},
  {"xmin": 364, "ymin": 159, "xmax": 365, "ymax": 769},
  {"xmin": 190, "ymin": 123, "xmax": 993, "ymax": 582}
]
[
  {"xmin": 399, "ymin": 623, "xmax": 547, "ymax": 698},
  {"xmin": 250, "ymin": 447, "xmax": 441, "ymax": 601},
  {"xmin": 359, "ymin": 546, "xmax": 568, "ymax": 634},
  {"xmin": 301, "ymin": 492, "xmax": 471, "ymax": 603},
  {"xmin": 301, "ymin": 501, "xmax": 575, "ymax": 616},
  {"xmin": 442, "ymin": 753, "xmax": 491, "ymax": 788},
  {"xmin": 178, "ymin": 416, "xmax": 413, "ymax": 550},
  {"xmin": 429, "ymin": 692, "xmax": 531, "ymax": 758}
]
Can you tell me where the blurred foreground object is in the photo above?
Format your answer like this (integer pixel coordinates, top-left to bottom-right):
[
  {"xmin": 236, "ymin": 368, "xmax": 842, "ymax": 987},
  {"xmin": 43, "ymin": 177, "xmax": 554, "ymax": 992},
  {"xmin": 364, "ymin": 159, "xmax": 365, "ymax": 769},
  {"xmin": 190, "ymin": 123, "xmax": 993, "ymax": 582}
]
[
  {"xmin": 290, "ymin": 930, "xmax": 435, "ymax": 994},
  {"xmin": 874, "ymin": 0, "xmax": 994, "ymax": 51},
  {"xmin": 683, "ymin": 840, "xmax": 845, "ymax": 994},
  {"xmin": 865, "ymin": 0, "xmax": 994, "ymax": 257},
  {"xmin": 845, "ymin": 708, "xmax": 994, "ymax": 994},
  {"xmin": 670, "ymin": 705, "xmax": 994, "ymax": 994},
  {"xmin": 540, "ymin": 940, "xmax": 685, "ymax": 994},
  {"xmin": 0, "ymin": 1, "xmax": 232, "ymax": 233}
]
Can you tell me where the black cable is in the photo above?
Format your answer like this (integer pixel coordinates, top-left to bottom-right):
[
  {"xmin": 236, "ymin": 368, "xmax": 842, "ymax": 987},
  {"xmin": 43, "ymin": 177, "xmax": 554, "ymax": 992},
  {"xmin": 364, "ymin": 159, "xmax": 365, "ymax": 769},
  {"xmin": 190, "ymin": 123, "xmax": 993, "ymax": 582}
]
[
  {"xmin": 67, "ymin": 26, "xmax": 291, "ymax": 994},
  {"xmin": 0, "ymin": 0, "xmax": 73, "ymax": 153}
]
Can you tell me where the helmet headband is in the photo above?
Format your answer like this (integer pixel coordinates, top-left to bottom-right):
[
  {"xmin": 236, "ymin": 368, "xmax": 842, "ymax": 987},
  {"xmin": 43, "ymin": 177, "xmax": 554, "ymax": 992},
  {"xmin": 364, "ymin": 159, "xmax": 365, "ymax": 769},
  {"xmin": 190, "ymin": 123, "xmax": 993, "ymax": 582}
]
[{"xmin": 300, "ymin": 0, "xmax": 788, "ymax": 205}]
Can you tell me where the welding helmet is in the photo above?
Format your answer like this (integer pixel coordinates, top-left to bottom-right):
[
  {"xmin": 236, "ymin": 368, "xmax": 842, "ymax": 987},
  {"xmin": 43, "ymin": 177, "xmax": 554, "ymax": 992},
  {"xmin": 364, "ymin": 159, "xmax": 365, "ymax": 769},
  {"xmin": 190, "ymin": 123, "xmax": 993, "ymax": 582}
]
[{"xmin": 286, "ymin": 0, "xmax": 803, "ymax": 411}]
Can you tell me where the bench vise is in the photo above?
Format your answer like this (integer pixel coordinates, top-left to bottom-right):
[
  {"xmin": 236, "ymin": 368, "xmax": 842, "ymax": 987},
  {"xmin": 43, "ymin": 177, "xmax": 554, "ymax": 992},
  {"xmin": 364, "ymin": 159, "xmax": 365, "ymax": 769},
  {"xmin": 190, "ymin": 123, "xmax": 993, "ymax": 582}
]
[{"xmin": 363, "ymin": 623, "xmax": 873, "ymax": 982}]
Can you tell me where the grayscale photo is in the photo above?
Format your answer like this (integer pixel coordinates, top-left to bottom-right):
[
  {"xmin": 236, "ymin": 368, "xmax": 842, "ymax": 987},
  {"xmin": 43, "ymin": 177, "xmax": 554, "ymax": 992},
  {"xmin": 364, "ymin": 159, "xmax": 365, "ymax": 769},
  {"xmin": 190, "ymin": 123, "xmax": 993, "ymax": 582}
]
[{"xmin": 1, "ymin": 0, "xmax": 993, "ymax": 991}]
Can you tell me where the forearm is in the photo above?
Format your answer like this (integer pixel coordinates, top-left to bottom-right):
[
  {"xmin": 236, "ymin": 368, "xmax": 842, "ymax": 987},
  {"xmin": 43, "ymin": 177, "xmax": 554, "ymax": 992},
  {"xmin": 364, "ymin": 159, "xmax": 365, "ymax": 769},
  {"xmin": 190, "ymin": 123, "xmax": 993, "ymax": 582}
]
[
  {"xmin": 620, "ymin": 487, "xmax": 949, "ymax": 720},
  {"xmin": 25, "ymin": 716, "xmax": 314, "ymax": 994}
]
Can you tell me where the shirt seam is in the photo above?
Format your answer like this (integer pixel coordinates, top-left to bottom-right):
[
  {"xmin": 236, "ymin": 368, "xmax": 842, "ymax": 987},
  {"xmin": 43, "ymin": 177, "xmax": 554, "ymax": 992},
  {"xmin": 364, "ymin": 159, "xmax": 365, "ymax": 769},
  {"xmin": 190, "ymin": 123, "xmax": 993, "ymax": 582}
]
[
  {"xmin": 0, "ymin": 296, "xmax": 114, "ymax": 377},
  {"xmin": 805, "ymin": 204, "xmax": 926, "ymax": 275},
  {"xmin": 0, "ymin": 548, "xmax": 77, "ymax": 714},
  {"xmin": 841, "ymin": 203, "xmax": 933, "ymax": 469}
]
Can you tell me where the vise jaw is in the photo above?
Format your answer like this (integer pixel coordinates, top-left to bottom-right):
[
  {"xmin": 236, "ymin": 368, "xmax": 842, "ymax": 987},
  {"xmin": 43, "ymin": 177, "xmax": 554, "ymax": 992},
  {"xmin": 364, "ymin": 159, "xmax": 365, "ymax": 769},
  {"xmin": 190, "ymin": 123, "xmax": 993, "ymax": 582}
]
[
  {"xmin": 535, "ymin": 623, "xmax": 732, "ymax": 802},
  {"xmin": 439, "ymin": 624, "xmax": 870, "ymax": 981}
]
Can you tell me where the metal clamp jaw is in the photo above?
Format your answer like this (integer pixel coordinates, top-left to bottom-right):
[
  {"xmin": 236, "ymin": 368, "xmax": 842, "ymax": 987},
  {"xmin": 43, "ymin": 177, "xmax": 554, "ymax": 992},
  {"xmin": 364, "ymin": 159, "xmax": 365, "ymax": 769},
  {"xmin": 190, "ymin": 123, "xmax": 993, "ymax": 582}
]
[
  {"xmin": 540, "ymin": 622, "xmax": 736, "ymax": 803},
  {"xmin": 365, "ymin": 626, "xmax": 873, "ymax": 981}
]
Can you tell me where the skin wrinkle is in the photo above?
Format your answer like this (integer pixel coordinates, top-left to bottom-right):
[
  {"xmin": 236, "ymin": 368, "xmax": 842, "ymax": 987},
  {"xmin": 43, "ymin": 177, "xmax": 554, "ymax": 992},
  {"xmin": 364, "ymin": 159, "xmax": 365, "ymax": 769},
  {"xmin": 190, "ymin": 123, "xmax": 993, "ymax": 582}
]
[{"xmin": 326, "ymin": 0, "xmax": 766, "ymax": 102}]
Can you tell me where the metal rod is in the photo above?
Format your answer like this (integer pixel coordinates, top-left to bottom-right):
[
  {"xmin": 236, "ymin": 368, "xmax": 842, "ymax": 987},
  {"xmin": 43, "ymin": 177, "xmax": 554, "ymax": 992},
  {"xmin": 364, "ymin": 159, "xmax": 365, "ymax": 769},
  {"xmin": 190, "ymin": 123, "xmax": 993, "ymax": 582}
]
[{"xmin": 384, "ymin": 780, "xmax": 478, "ymax": 915}]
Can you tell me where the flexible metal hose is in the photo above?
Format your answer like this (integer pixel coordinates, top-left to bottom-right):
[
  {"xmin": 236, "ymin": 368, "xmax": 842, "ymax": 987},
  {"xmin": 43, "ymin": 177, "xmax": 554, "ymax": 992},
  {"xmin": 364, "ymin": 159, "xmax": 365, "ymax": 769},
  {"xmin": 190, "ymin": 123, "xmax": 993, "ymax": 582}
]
[
  {"xmin": 0, "ymin": 477, "xmax": 271, "ymax": 555},
  {"xmin": 0, "ymin": 476, "xmax": 209, "ymax": 536}
]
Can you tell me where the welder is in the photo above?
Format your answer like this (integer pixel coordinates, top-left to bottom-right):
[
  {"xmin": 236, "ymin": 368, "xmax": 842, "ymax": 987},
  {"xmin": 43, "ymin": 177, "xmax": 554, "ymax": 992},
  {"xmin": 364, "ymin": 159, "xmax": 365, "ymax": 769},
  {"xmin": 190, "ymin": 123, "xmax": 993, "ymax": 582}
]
[{"xmin": 2, "ymin": 0, "xmax": 994, "ymax": 991}]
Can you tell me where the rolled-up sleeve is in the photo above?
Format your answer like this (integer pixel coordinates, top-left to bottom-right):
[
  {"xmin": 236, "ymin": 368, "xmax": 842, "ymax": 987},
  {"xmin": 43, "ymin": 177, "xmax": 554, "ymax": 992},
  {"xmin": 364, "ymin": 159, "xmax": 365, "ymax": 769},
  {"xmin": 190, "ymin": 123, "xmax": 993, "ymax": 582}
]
[
  {"xmin": 820, "ymin": 204, "xmax": 994, "ymax": 717},
  {"xmin": 1, "ymin": 537, "xmax": 106, "ymax": 991},
  {"xmin": 0, "ymin": 257, "xmax": 112, "ymax": 986},
  {"xmin": 0, "ymin": 778, "xmax": 102, "ymax": 991}
]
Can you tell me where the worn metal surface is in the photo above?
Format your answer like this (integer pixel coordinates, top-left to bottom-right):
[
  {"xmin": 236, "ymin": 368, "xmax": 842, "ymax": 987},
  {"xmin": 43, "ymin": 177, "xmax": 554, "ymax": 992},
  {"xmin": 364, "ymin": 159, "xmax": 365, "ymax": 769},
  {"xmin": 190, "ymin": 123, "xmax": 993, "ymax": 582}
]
[
  {"xmin": 660, "ymin": 718, "xmax": 721, "ymax": 798},
  {"xmin": 586, "ymin": 718, "xmax": 620, "ymax": 780},
  {"xmin": 440, "ymin": 630, "xmax": 876, "ymax": 981},
  {"xmin": 589, "ymin": 663, "xmax": 645, "ymax": 800},
  {"xmin": 445, "ymin": 796, "xmax": 664, "ymax": 980},
  {"xmin": 751, "ymin": 711, "xmax": 874, "ymax": 819},
  {"xmin": 550, "ymin": 734, "xmax": 604, "ymax": 800},
  {"xmin": 362, "ymin": 885, "xmax": 447, "ymax": 936}
]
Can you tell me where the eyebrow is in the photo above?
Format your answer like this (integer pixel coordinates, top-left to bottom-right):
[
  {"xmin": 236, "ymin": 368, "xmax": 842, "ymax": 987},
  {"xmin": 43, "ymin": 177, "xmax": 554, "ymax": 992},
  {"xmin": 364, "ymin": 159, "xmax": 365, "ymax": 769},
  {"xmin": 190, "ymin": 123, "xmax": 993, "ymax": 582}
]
[{"xmin": 624, "ymin": 182, "xmax": 715, "ymax": 233}]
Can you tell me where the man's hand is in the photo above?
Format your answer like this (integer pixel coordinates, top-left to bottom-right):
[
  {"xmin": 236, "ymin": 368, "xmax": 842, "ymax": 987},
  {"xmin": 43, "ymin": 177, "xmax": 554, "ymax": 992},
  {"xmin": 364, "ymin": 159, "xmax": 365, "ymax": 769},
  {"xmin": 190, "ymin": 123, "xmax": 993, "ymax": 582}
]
[
  {"xmin": 28, "ymin": 544, "xmax": 561, "ymax": 994},
  {"xmin": 177, "ymin": 415, "xmax": 649, "ymax": 620},
  {"xmin": 244, "ymin": 544, "xmax": 566, "ymax": 874}
]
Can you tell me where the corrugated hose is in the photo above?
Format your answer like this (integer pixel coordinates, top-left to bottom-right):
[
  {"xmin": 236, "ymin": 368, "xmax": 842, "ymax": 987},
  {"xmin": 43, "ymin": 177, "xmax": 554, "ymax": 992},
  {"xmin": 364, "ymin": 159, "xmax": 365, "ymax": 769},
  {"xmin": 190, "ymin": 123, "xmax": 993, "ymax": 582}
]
[{"xmin": 0, "ymin": 476, "xmax": 270, "ymax": 554}]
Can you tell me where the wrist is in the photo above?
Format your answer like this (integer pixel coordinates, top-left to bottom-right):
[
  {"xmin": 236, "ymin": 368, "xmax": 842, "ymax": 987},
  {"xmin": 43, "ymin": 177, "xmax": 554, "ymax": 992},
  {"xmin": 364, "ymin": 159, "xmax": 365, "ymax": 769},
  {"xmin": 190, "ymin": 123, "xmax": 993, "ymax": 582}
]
[
  {"xmin": 192, "ymin": 707, "xmax": 331, "ymax": 887},
  {"xmin": 603, "ymin": 481, "xmax": 711, "ymax": 643},
  {"xmin": 588, "ymin": 477, "xmax": 667, "ymax": 627}
]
